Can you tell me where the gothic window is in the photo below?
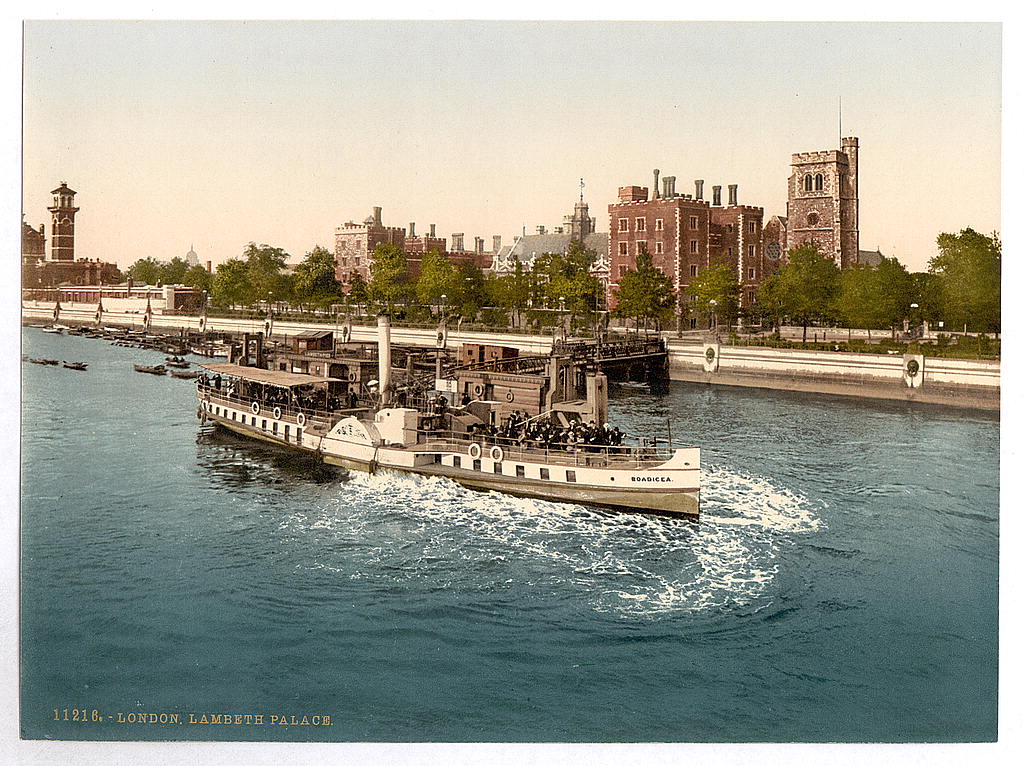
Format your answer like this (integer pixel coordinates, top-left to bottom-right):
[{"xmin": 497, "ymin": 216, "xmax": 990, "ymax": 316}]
[
  {"xmin": 766, "ymin": 243, "xmax": 781, "ymax": 259},
  {"xmin": 804, "ymin": 175, "xmax": 813, "ymax": 192},
  {"xmin": 814, "ymin": 174, "xmax": 824, "ymax": 191}
]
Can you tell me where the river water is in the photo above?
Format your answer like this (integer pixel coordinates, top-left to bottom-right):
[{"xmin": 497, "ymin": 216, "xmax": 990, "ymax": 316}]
[{"xmin": 19, "ymin": 327, "xmax": 998, "ymax": 742}]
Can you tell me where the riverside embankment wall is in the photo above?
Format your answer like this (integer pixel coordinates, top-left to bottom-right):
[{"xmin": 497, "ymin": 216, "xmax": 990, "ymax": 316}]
[{"xmin": 24, "ymin": 303, "xmax": 999, "ymax": 411}]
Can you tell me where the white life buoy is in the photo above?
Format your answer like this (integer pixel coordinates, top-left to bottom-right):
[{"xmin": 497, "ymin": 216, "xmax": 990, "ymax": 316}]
[
  {"xmin": 506, "ymin": 391, "xmax": 515, "ymax": 402},
  {"xmin": 296, "ymin": 412, "xmax": 306, "ymax": 427},
  {"xmin": 273, "ymin": 406, "xmax": 282, "ymax": 420},
  {"xmin": 348, "ymin": 371, "xmax": 357, "ymax": 382},
  {"xmin": 251, "ymin": 402, "xmax": 260, "ymax": 415},
  {"xmin": 468, "ymin": 443, "xmax": 482, "ymax": 460},
  {"xmin": 473, "ymin": 383, "xmax": 483, "ymax": 397},
  {"xmin": 489, "ymin": 445, "xmax": 504, "ymax": 463}
]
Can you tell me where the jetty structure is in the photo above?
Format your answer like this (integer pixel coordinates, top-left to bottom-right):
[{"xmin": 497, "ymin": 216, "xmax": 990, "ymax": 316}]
[{"xmin": 195, "ymin": 317, "xmax": 701, "ymax": 517}]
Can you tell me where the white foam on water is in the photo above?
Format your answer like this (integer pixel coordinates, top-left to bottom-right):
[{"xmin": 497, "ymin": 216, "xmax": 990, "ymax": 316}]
[{"xmin": 284, "ymin": 464, "xmax": 822, "ymax": 619}]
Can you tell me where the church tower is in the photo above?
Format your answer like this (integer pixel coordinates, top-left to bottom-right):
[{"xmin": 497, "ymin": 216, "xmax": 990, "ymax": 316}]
[
  {"xmin": 46, "ymin": 182, "xmax": 79, "ymax": 262},
  {"xmin": 786, "ymin": 138, "xmax": 860, "ymax": 267}
]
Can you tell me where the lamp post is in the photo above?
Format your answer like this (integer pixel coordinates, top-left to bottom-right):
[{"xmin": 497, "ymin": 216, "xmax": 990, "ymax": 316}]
[
  {"xmin": 709, "ymin": 299, "xmax": 718, "ymax": 341},
  {"xmin": 910, "ymin": 303, "xmax": 919, "ymax": 339}
]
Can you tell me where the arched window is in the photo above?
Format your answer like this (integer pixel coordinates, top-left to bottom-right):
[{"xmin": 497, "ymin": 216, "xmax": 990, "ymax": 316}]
[
  {"xmin": 803, "ymin": 175, "xmax": 813, "ymax": 192},
  {"xmin": 814, "ymin": 174, "xmax": 824, "ymax": 191}
]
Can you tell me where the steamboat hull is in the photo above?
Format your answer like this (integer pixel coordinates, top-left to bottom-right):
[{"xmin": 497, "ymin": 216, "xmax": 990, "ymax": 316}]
[{"xmin": 322, "ymin": 452, "xmax": 700, "ymax": 518}]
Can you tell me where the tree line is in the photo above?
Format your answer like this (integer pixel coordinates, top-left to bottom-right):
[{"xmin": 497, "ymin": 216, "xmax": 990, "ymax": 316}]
[
  {"xmin": 612, "ymin": 227, "xmax": 1000, "ymax": 335},
  {"xmin": 124, "ymin": 227, "xmax": 999, "ymax": 333}
]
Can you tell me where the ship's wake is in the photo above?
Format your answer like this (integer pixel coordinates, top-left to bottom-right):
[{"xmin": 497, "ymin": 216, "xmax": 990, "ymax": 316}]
[{"xmin": 280, "ymin": 464, "xmax": 822, "ymax": 619}]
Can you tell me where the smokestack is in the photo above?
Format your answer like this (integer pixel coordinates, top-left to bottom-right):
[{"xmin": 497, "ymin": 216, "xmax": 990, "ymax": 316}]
[
  {"xmin": 663, "ymin": 176, "xmax": 676, "ymax": 198},
  {"xmin": 536, "ymin": 226, "xmax": 546, "ymax": 235},
  {"xmin": 409, "ymin": 222, "xmax": 416, "ymax": 237},
  {"xmin": 728, "ymin": 184, "xmax": 738, "ymax": 206},
  {"xmin": 652, "ymin": 169, "xmax": 660, "ymax": 199},
  {"xmin": 695, "ymin": 179, "xmax": 704, "ymax": 200},
  {"xmin": 452, "ymin": 232, "xmax": 464, "ymax": 251},
  {"xmin": 493, "ymin": 235, "xmax": 502, "ymax": 253},
  {"xmin": 206, "ymin": 261, "xmax": 212, "ymax": 273},
  {"xmin": 373, "ymin": 206, "xmax": 382, "ymax": 226},
  {"xmin": 474, "ymin": 237, "xmax": 484, "ymax": 254},
  {"xmin": 429, "ymin": 223, "xmax": 436, "ymax": 238},
  {"xmin": 712, "ymin": 185, "xmax": 722, "ymax": 206},
  {"xmin": 377, "ymin": 315, "xmax": 392, "ymax": 405}
]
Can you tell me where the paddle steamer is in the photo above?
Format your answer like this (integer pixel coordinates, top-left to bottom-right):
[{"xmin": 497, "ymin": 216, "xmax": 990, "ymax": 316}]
[{"xmin": 195, "ymin": 318, "xmax": 700, "ymax": 517}]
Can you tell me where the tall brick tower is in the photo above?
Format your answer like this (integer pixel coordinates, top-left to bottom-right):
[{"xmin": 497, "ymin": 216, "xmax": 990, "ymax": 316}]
[
  {"xmin": 787, "ymin": 137, "xmax": 860, "ymax": 267},
  {"xmin": 46, "ymin": 182, "xmax": 79, "ymax": 262}
]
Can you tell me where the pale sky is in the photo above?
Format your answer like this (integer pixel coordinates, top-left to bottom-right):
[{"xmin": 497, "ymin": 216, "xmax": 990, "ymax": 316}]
[{"xmin": 21, "ymin": 21, "xmax": 1001, "ymax": 273}]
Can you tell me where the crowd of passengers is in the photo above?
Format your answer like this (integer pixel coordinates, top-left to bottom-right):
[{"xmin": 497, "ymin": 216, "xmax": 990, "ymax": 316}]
[{"xmin": 468, "ymin": 409, "xmax": 625, "ymax": 451}]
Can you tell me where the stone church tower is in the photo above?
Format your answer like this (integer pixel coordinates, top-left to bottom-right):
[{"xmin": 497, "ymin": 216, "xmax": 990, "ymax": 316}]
[
  {"xmin": 46, "ymin": 182, "xmax": 79, "ymax": 262},
  {"xmin": 786, "ymin": 137, "xmax": 860, "ymax": 267}
]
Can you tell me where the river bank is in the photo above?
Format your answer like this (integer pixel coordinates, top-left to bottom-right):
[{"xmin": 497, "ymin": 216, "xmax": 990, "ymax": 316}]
[{"xmin": 22, "ymin": 304, "xmax": 1000, "ymax": 411}]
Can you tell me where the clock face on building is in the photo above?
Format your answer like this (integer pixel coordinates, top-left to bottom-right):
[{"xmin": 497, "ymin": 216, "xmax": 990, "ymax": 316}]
[
  {"xmin": 766, "ymin": 242, "xmax": 781, "ymax": 260},
  {"xmin": 807, "ymin": 212, "xmax": 820, "ymax": 227}
]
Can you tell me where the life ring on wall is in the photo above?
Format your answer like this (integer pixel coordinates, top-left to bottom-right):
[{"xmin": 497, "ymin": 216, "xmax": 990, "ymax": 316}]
[
  {"xmin": 348, "ymin": 371, "xmax": 358, "ymax": 382},
  {"xmin": 473, "ymin": 383, "xmax": 484, "ymax": 397},
  {"xmin": 251, "ymin": 402, "xmax": 260, "ymax": 415},
  {"xmin": 906, "ymin": 359, "xmax": 920, "ymax": 377},
  {"xmin": 273, "ymin": 406, "xmax": 282, "ymax": 420},
  {"xmin": 506, "ymin": 391, "xmax": 515, "ymax": 402},
  {"xmin": 705, "ymin": 347, "xmax": 717, "ymax": 362},
  {"xmin": 489, "ymin": 445, "xmax": 504, "ymax": 463},
  {"xmin": 468, "ymin": 442, "xmax": 482, "ymax": 460},
  {"xmin": 296, "ymin": 412, "xmax": 306, "ymax": 427}
]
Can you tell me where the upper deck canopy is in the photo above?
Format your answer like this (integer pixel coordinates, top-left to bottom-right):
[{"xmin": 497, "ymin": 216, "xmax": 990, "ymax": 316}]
[{"xmin": 200, "ymin": 362, "xmax": 341, "ymax": 388}]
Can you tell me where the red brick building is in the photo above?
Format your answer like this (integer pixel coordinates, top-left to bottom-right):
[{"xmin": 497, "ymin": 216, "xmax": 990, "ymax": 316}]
[
  {"xmin": 608, "ymin": 174, "xmax": 773, "ymax": 324},
  {"xmin": 334, "ymin": 208, "xmax": 494, "ymax": 290},
  {"xmin": 334, "ymin": 207, "xmax": 406, "ymax": 286}
]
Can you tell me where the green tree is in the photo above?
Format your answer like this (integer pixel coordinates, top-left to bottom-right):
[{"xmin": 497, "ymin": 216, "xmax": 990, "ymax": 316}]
[
  {"xmin": 836, "ymin": 257, "xmax": 914, "ymax": 332},
  {"xmin": 612, "ymin": 249, "xmax": 676, "ymax": 330},
  {"xmin": 757, "ymin": 243, "xmax": 840, "ymax": 339},
  {"xmin": 210, "ymin": 258, "xmax": 252, "ymax": 308},
  {"xmin": 685, "ymin": 263, "xmax": 740, "ymax": 328},
  {"xmin": 928, "ymin": 228, "xmax": 1001, "ymax": 332},
  {"xmin": 243, "ymin": 243, "xmax": 290, "ymax": 305},
  {"xmin": 126, "ymin": 257, "xmax": 161, "ymax": 285},
  {"xmin": 347, "ymin": 272, "xmax": 369, "ymax": 308},
  {"xmin": 160, "ymin": 256, "xmax": 190, "ymax": 286},
  {"xmin": 453, "ymin": 262, "xmax": 486, "ymax": 319},
  {"xmin": 415, "ymin": 250, "xmax": 458, "ymax": 307},
  {"xmin": 182, "ymin": 265, "xmax": 213, "ymax": 294},
  {"xmin": 292, "ymin": 245, "xmax": 342, "ymax": 308},
  {"xmin": 367, "ymin": 243, "xmax": 410, "ymax": 315},
  {"xmin": 532, "ymin": 240, "xmax": 601, "ymax": 317},
  {"xmin": 910, "ymin": 271, "xmax": 944, "ymax": 326}
]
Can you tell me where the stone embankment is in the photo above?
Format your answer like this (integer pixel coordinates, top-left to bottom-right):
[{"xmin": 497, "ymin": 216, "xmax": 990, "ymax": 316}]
[{"xmin": 23, "ymin": 303, "xmax": 999, "ymax": 411}]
